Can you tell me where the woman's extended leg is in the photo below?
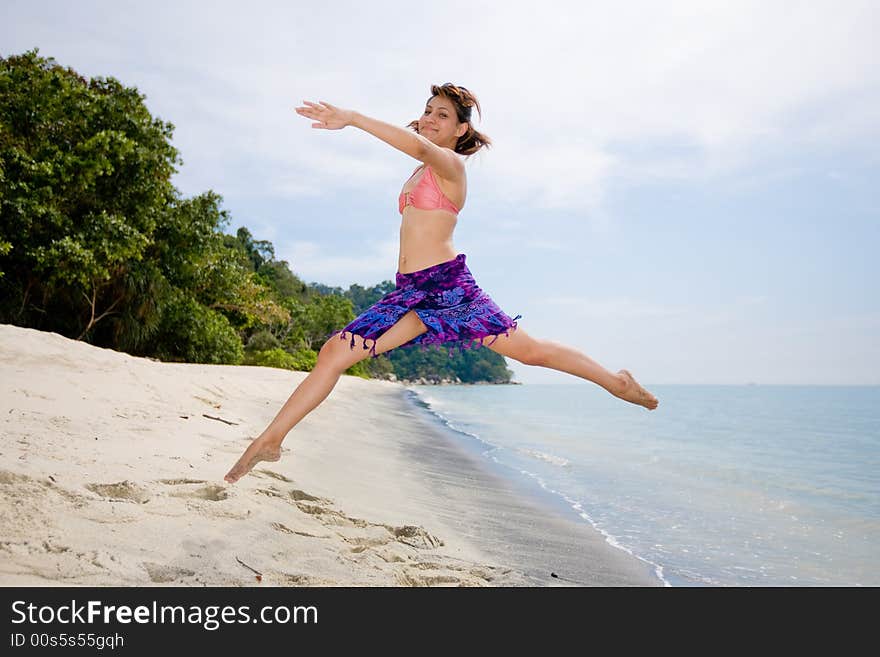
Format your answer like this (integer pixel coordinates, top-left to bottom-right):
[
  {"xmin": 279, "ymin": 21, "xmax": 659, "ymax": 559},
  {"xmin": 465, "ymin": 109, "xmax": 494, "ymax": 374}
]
[
  {"xmin": 223, "ymin": 311, "xmax": 429, "ymax": 483},
  {"xmin": 479, "ymin": 326, "xmax": 659, "ymax": 410}
]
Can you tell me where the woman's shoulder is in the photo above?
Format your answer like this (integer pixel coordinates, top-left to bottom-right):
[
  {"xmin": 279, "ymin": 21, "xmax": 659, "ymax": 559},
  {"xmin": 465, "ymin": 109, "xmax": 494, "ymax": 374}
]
[
  {"xmin": 419, "ymin": 143, "xmax": 466, "ymax": 182},
  {"xmin": 429, "ymin": 151, "xmax": 466, "ymax": 181}
]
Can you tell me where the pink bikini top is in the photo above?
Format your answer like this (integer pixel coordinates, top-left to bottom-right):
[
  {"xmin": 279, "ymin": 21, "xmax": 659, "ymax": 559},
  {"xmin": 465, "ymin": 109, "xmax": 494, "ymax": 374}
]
[{"xmin": 398, "ymin": 165, "xmax": 460, "ymax": 216}]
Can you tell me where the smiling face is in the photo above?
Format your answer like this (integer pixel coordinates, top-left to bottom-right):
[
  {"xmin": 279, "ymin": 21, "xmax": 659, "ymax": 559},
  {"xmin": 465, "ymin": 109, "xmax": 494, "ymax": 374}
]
[{"xmin": 419, "ymin": 95, "xmax": 468, "ymax": 150}]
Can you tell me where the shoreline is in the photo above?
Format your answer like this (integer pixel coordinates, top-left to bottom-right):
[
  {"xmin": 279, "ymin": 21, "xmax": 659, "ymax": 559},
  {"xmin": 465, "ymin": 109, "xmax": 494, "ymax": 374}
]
[
  {"xmin": 396, "ymin": 386, "xmax": 663, "ymax": 586},
  {"xmin": 0, "ymin": 324, "xmax": 659, "ymax": 586}
]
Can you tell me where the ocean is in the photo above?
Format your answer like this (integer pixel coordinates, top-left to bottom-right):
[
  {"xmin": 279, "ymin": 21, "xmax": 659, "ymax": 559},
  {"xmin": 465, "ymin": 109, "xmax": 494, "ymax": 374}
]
[{"xmin": 403, "ymin": 383, "xmax": 880, "ymax": 587}]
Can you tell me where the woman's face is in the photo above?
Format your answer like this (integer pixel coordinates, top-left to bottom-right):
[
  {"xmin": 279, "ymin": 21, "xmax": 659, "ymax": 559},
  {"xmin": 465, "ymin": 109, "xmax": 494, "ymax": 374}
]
[{"xmin": 419, "ymin": 96, "xmax": 465, "ymax": 149}]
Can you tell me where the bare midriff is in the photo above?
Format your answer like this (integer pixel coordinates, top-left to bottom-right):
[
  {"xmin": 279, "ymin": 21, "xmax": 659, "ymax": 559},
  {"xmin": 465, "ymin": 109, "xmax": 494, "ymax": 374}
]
[
  {"xmin": 397, "ymin": 207, "xmax": 459, "ymax": 274},
  {"xmin": 397, "ymin": 166, "xmax": 465, "ymax": 274}
]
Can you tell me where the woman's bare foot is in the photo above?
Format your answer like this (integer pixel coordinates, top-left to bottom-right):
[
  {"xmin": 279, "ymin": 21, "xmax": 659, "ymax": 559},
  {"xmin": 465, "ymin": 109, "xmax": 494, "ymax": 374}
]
[
  {"xmin": 224, "ymin": 436, "xmax": 282, "ymax": 484},
  {"xmin": 615, "ymin": 369, "xmax": 659, "ymax": 410}
]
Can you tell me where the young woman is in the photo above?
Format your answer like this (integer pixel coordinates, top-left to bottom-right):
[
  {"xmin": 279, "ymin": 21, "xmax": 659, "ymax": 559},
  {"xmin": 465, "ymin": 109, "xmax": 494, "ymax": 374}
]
[{"xmin": 224, "ymin": 83, "xmax": 658, "ymax": 484}]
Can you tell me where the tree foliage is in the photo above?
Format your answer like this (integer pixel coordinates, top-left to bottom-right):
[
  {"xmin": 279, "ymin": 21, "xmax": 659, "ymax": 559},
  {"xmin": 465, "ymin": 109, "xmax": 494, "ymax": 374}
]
[{"xmin": 0, "ymin": 49, "xmax": 177, "ymax": 341}]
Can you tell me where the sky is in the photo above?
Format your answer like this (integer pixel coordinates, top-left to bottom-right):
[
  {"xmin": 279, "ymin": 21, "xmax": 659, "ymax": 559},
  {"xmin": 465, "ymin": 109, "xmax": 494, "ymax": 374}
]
[{"xmin": 3, "ymin": 0, "xmax": 878, "ymax": 385}]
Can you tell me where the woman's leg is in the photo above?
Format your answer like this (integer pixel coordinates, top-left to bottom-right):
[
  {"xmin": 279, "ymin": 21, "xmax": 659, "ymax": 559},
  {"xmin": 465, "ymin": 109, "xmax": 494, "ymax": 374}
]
[
  {"xmin": 223, "ymin": 311, "xmax": 429, "ymax": 483},
  {"xmin": 479, "ymin": 326, "xmax": 659, "ymax": 410}
]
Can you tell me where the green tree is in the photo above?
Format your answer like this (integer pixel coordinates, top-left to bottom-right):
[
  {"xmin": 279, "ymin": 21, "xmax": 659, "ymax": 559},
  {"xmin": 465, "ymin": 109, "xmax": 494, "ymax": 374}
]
[
  {"xmin": 146, "ymin": 286, "xmax": 244, "ymax": 364},
  {"xmin": 153, "ymin": 192, "xmax": 289, "ymax": 331},
  {"xmin": 0, "ymin": 49, "xmax": 177, "ymax": 342}
]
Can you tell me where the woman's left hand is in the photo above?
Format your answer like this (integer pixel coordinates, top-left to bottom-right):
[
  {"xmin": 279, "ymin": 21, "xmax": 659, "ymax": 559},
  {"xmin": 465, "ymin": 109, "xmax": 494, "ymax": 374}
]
[{"xmin": 294, "ymin": 100, "xmax": 354, "ymax": 130}]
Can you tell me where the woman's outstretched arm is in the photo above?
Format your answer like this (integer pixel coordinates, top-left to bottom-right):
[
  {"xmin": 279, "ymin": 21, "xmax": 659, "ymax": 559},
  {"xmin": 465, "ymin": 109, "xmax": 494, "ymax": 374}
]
[
  {"xmin": 295, "ymin": 100, "xmax": 427, "ymax": 160},
  {"xmin": 350, "ymin": 111, "xmax": 426, "ymax": 160}
]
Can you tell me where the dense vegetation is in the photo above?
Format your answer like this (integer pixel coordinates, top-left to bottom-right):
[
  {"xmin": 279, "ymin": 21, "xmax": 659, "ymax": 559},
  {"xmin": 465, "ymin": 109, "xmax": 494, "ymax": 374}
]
[{"xmin": 0, "ymin": 49, "xmax": 516, "ymax": 384}]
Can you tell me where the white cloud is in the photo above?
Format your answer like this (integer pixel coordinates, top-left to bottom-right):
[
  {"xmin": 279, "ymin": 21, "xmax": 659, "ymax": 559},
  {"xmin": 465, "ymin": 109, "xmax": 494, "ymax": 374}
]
[{"xmin": 281, "ymin": 238, "xmax": 400, "ymax": 287}]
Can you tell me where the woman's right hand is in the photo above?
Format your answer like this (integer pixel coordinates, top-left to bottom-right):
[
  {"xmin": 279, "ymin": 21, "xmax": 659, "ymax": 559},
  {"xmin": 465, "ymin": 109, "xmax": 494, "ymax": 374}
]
[{"xmin": 294, "ymin": 100, "xmax": 353, "ymax": 130}]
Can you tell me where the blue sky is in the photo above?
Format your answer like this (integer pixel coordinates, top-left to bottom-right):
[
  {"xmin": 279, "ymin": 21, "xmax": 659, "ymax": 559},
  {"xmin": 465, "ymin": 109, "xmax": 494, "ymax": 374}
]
[{"xmin": 4, "ymin": 0, "xmax": 878, "ymax": 384}]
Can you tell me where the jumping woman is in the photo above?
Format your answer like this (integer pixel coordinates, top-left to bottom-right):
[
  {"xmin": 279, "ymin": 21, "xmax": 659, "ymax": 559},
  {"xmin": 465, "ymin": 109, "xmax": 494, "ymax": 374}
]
[{"xmin": 224, "ymin": 83, "xmax": 659, "ymax": 484}]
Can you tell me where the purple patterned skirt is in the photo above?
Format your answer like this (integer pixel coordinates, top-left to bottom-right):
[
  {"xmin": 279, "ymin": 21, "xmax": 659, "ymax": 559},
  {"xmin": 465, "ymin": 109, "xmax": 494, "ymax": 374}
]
[{"xmin": 325, "ymin": 253, "xmax": 522, "ymax": 359}]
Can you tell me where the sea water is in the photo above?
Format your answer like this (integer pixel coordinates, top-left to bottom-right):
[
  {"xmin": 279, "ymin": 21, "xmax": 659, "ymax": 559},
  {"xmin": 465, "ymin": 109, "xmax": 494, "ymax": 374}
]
[{"xmin": 404, "ymin": 383, "xmax": 880, "ymax": 587}]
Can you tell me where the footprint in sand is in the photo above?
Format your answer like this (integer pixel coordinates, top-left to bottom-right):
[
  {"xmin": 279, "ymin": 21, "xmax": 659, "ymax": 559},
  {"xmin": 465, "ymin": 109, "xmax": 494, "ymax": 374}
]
[
  {"xmin": 271, "ymin": 522, "xmax": 332, "ymax": 539},
  {"xmin": 395, "ymin": 570, "xmax": 465, "ymax": 587},
  {"xmin": 253, "ymin": 469, "xmax": 294, "ymax": 483},
  {"xmin": 385, "ymin": 524, "xmax": 444, "ymax": 549},
  {"xmin": 142, "ymin": 562, "xmax": 196, "ymax": 583},
  {"xmin": 0, "ymin": 470, "xmax": 30, "ymax": 485},
  {"xmin": 279, "ymin": 573, "xmax": 318, "ymax": 585},
  {"xmin": 158, "ymin": 479, "xmax": 228, "ymax": 501},
  {"xmin": 254, "ymin": 482, "xmax": 444, "ymax": 550},
  {"xmin": 289, "ymin": 489, "xmax": 323, "ymax": 502},
  {"xmin": 392, "ymin": 559, "xmax": 504, "ymax": 587},
  {"xmin": 85, "ymin": 481, "xmax": 150, "ymax": 504},
  {"xmin": 41, "ymin": 540, "xmax": 71, "ymax": 554},
  {"xmin": 256, "ymin": 487, "xmax": 327, "ymax": 504},
  {"xmin": 173, "ymin": 484, "xmax": 228, "ymax": 501},
  {"xmin": 244, "ymin": 481, "xmax": 455, "ymax": 586}
]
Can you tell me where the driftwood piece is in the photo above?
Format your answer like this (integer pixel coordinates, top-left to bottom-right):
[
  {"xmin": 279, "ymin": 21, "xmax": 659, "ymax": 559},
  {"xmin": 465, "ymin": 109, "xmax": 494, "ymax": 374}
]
[
  {"xmin": 235, "ymin": 556, "xmax": 262, "ymax": 577},
  {"xmin": 202, "ymin": 414, "xmax": 238, "ymax": 425}
]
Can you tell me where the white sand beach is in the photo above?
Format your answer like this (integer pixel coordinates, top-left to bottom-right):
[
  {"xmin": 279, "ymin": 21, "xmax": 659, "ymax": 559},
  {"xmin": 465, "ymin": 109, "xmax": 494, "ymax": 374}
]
[{"xmin": 0, "ymin": 324, "xmax": 660, "ymax": 587}]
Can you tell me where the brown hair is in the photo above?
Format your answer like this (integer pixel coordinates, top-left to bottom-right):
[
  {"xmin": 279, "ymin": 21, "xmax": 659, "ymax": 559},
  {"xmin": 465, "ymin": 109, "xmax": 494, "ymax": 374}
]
[{"xmin": 406, "ymin": 83, "xmax": 492, "ymax": 157}]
